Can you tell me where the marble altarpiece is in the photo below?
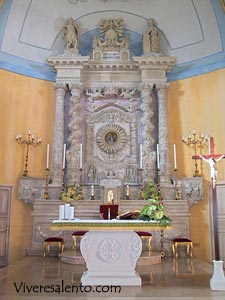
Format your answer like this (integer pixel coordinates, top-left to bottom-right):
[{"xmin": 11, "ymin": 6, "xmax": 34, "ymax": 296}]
[{"xmin": 18, "ymin": 18, "xmax": 203, "ymax": 256}]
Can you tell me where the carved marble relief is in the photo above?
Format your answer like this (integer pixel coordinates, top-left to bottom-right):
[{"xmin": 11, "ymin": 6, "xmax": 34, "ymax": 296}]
[
  {"xmin": 140, "ymin": 85, "xmax": 156, "ymax": 182},
  {"xmin": 67, "ymin": 85, "xmax": 82, "ymax": 185},
  {"xmin": 83, "ymin": 93, "xmax": 140, "ymax": 186}
]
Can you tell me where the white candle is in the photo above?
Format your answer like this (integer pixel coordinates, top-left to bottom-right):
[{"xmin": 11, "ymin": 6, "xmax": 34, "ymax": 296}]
[
  {"xmin": 156, "ymin": 144, "xmax": 160, "ymax": 169},
  {"xmin": 46, "ymin": 144, "xmax": 50, "ymax": 169},
  {"xmin": 140, "ymin": 144, "xmax": 143, "ymax": 169},
  {"xmin": 126, "ymin": 185, "xmax": 129, "ymax": 196},
  {"xmin": 173, "ymin": 144, "xmax": 177, "ymax": 169},
  {"xmin": 59, "ymin": 205, "xmax": 65, "ymax": 220},
  {"xmin": 80, "ymin": 143, "xmax": 83, "ymax": 169},
  {"xmin": 64, "ymin": 203, "xmax": 70, "ymax": 219},
  {"xmin": 63, "ymin": 144, "xmax": 66, "ymax": 169},
  {"xmin": 69, "ymin": 206, "xmax": 74, "ymax": 220},
  {"xmin": 91, "ymin": 185, "xmax": 94, "ymax": 196}
]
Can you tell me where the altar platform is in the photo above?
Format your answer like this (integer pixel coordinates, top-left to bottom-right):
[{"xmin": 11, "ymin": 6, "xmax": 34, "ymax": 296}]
[{"xmin": 61, "ymin": 250, "xmax": 161, "ymax": 266}]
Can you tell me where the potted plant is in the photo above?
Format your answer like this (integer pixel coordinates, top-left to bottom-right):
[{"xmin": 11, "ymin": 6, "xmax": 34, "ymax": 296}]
[
  {"xmin": 139, "ymin": 183, "xmax": 171, "ymax": 226},
  {"xmin": 61, "ymin": 186, "xmax": 78, "ymax": 203}
]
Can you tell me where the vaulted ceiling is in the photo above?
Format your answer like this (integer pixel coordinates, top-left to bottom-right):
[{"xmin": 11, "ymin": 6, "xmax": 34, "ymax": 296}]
[{"xmin": 0, "ymin": 0, "xmax": 224, "ymax": 81}]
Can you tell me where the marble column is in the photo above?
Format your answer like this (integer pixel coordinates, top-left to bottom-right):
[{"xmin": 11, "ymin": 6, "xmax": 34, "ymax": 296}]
[
  {"xmin": 140, "ymin": 84, "xmax": 156, "ymax": 181},
  {"xmin": 67, "ymin": 84, "xmax": 82, "ymax": 185},
  {"xmin": 51, "ymin": 83, "xmax": 66, "ymax": 184},
  {"xmin": 156, "ymin": 83, "xmax": 171, "ymax": 184}
]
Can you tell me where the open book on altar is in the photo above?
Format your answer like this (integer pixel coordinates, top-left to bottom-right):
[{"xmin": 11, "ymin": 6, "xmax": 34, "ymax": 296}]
[{"xmin": 116, "ymin": 210, "xmax": 140, "ymax": 220}]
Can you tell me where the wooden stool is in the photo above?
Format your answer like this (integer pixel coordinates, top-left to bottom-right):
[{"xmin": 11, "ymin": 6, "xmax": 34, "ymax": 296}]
[
  {"xmin": 43, "ymin": 237, "xmax": 64, "ymax": 258},
  {"xmin": 72, "ymin": 231, "xmax": 87, "ymax": 249},
  {"xmin": 136, "ymin": 231, "xmax": 152, "ymax": 250},
  {"xmin": 172, "ymin": 238, "xmax": 193, "ymax": 258}
]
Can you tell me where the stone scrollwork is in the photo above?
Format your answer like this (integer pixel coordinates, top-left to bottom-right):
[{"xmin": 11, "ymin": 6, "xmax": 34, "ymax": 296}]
[
  {"xmin": 67, "ymin": 85, "xmax": 82, "ymax": 184},
  {"xmin": 140, "ymin": 86, "xmax": 155, "ymax": 181},
  {"xmin": 96, "ymin": 123, "xmax": 128, "ymax": 155},
  {"xmin": 178, "ymin": 177, "xmax": 203, "ymax": 206},
  {"xmin": 80, "ymin": 235, "xmax": 91, "ymax": 264},
  {"xmin": 18, "ymin": 177, "xmax": 45, "ymax": 205},
  {"xmin": 34, "ymin": 226, "xmax": 65, "ymax": 243},
  {"xmin": 130, "ymin": 234, "xmax": 142, "ymax": 268}
]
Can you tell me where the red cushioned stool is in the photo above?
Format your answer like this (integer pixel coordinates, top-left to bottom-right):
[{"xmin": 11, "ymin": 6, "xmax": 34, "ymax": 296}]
[
  {"xmin": 72, "ymin": 231, "xmax": 87, "ymax": 249},
  {"xmin": 135, "ymin": 231, "xmax": 152, "ymax": 250},
  {"xmin": 43, "ymin": 237, "xmax": 64, "ymax": 258},
  {"xmin": 172, "ymin": 238, "xmax": 193, "ymax": 258}
]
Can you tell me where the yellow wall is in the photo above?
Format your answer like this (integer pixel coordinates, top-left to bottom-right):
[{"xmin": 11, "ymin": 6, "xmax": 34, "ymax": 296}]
[
  {"xmin": 1, "ymin": 67, "xmax": 225, "ymax": 263},
  {"xmin": 0, "ymin": 69, "xmax": 55, "ymax": 262},
  {"xmin": 168, "ymin": 68, "xmax": 225, "ymax": 261}
]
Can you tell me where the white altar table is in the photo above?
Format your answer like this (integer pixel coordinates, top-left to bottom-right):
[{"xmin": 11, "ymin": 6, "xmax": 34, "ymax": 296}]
[{"xmin": 52, "ymin": 219, "xmax": 171, "ymax": 286}]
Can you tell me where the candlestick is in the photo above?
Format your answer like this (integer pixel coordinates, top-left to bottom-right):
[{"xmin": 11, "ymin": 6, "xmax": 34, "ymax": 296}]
[
  {"xmin": 77, "ymin": 168, "xmax": 84, "ymax": 200},
  {"xmin": 156, "ymin": 144, "xmax": 160, "ymax": 169},
  {"xmin": 157, "ymin": 168, "xmax": 162, "ymax": 201},
  {"xmin": 139, "ymin": 168, "xmax": 144, "ymax": 200},
  {"xmin": 80, "ymin": 143, "xmax": 83, "ymax": 169},
  {"xmin": 46, "ymin": 144, "xmax": 50, "ymax": 169},
  {"xmin": 63, "ymin": 144, "xmax": 66, "ymax": 169},
  {"xmin": 61, "ymin": 168, "xmax": 65, "ymax": 194},
  {"xmin": 173, "ymin": 144, "xmax": 177, "ymax": 169},
  {"xmin": 91, "ymin": 184, "xmax": 95, "ymax": 200},
  {"xmin": 182, "ymin": 130, "xmax": 209, "ymax": 177},
  {"xmin": 16, "ymin": 129, "xmax": 41, "ymax": 176},
  {"xmin": 125, "ymin": 184, "xmax": 130, "ymax": 200},
  {"xmin": 173, "ymin": 168, "xmax": 180, "ymax": 200},
  {"xmin": 140, "ymin": 144, "xmax": 143, "ymax": 169},
  {"xmin": 43, "ymin": 167, "xmax": 50, "ymax": 199}
]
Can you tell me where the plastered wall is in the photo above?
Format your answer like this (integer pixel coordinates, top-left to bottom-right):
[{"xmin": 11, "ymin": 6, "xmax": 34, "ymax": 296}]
[
  {"xmin": 168, "ymin": 68, "xmax": 225, "ymax": 261},
  {"xmin": 1, "ymin": 67, "xmax": 225, "ymax": 263},
  {"xmin": 0, "ymin": 69, "xmax": 55, "ymax": 262}
]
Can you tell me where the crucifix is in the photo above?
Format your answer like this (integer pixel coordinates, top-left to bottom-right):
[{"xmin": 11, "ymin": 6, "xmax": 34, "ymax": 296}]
[{"xmin": 192, "ymin": 137, "xmax": 225, "ymax": 261}]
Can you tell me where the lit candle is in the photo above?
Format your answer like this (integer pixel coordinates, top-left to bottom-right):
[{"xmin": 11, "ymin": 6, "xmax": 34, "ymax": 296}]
[
  {"xmin": 156, "ymin": 144, "xmax": 160, "ymax": 169},
  {"xmin": 46, "ymin": 144, "xmax": 50, "ymax": 169},
  {"xmin": 63, "ymin": 143, "xmax": 66, "ymax": 169},
  {"xmin": 80, "ymin": 143, "xmax": 83, "ymax": 169},
  {"xmin": 126, "ymin": 184, "xmax": 129, "ymax": 196},
  {"xmin": 91, "ymin": 185, "xmax": 94, "ymax": 196},
  {"xmin": 140, "ymin": 144, "xmax": 143, "ymax": 169},
  {"xmin": 173, "ymin": 144, "xmax": 177, "ymax": 169}
]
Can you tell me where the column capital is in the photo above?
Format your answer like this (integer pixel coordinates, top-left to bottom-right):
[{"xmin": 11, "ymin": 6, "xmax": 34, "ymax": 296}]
[
  {"xmin": 155, "ymin": 82, "xmax": 169, "ymax": 92},
  {"xmin": 54, "ymin": 82, "xmax": 67, "ymax": 90},
  {"xmin": 69, "ymin": 83, "xmax": 82, "ymax": 91},
  {"xmin": 139, "ymin": 83, "xmax": 155, "ymax": 91}
]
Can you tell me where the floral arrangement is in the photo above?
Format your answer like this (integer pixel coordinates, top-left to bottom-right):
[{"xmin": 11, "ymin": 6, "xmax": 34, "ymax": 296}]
[
  {"xmin": 139, "ymin": 183, "xmax": 171, "ymax": 225},
  {"xmin": 61, "ymin": 186, "xmax": 78, "ymax": 202}
]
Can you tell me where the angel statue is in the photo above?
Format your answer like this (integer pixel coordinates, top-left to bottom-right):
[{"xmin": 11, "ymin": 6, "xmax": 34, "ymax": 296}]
[{"xmin": 62, "ymin": 17, "xmax": 79, "ymax": 53}]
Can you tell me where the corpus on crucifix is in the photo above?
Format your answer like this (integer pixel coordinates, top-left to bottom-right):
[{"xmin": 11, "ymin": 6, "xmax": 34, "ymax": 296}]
[
  {"xmin": 193, "ymin": 136, "xmax": 225, "ymax": 290},
  {"xmin": 192, "ymin": 137, "xmax": 225, "ymax": 260}
]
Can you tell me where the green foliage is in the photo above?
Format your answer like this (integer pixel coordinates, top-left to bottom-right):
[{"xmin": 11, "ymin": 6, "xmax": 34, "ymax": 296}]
[
  {"xmin": 142, "ymin": 182, "xmax": 159, "ymax": 200},
  {"xmin": 139, "ymin": 183, "xmax": 171, "ymax": 225},
  {"xmin": 61, "ymin": 186, "xmax": 78, "ymax": 202}
]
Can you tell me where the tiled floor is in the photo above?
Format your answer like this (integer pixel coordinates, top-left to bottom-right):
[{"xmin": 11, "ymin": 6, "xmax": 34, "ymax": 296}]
[{"xmin": 0, "ymin": 255, "xmax": 225, "ymax": 299}]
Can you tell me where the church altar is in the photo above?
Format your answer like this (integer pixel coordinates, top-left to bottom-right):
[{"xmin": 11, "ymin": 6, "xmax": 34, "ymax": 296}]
[
  {"xmin": 18, "ymin": 17, "xmax": 204, "ymax": 261},
  {"xmin": 52, "ymin": 219, "xmax": 171, "ymax": 286}
]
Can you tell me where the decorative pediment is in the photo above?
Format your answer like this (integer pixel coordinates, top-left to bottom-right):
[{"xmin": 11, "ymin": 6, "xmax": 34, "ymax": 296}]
[{"xmin": 93, "ymin": 18, "xmax": 129, "ymax": 51}]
